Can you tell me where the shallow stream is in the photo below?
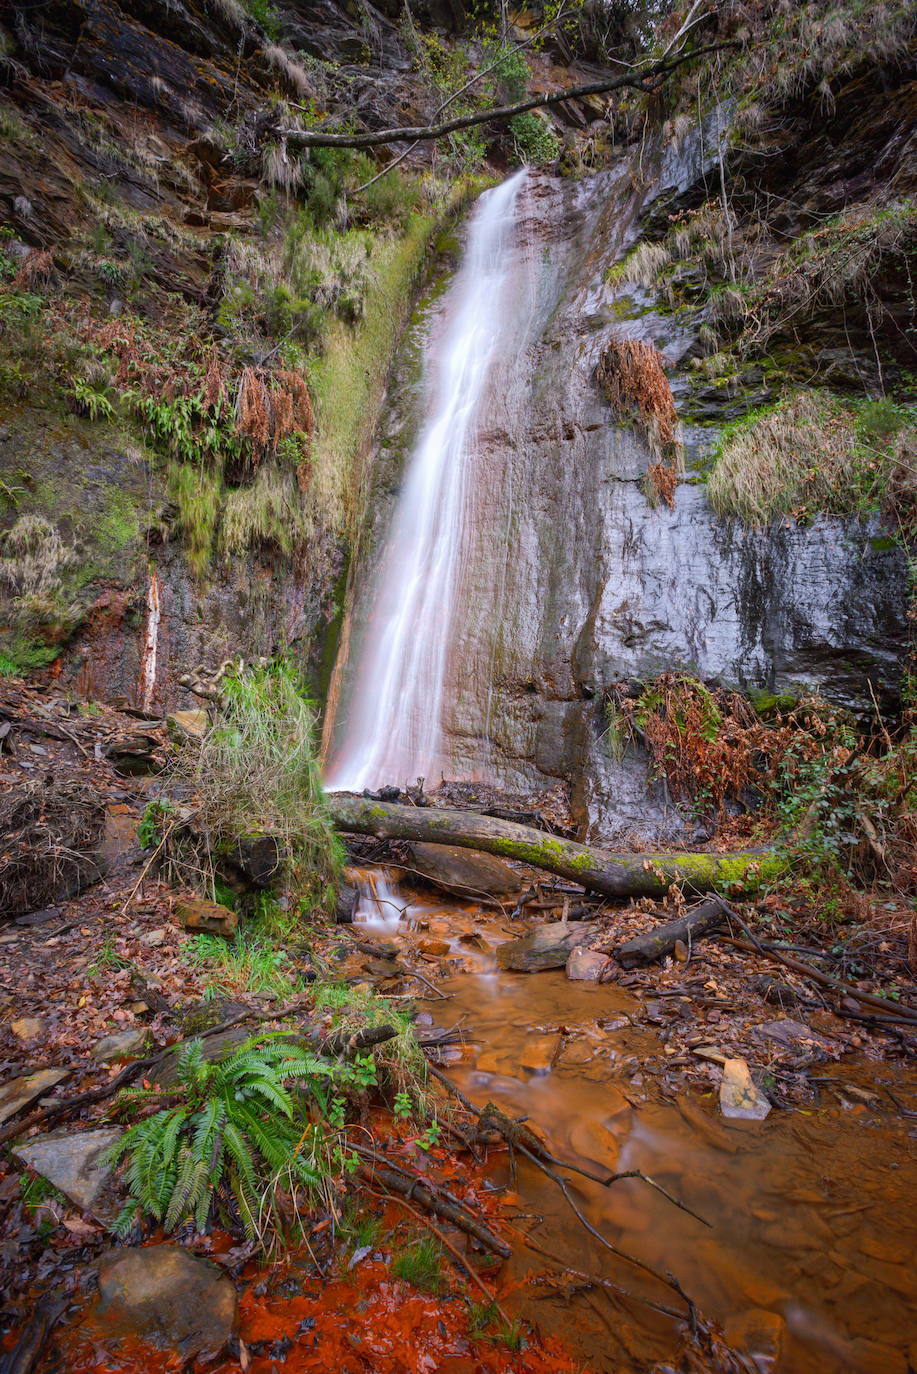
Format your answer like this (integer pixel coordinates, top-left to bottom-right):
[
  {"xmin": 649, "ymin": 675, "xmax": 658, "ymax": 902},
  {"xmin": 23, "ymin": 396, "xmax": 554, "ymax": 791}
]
[{"xmin": 356, "ymin": 879, "xmax": 917, "ymax": 1374}]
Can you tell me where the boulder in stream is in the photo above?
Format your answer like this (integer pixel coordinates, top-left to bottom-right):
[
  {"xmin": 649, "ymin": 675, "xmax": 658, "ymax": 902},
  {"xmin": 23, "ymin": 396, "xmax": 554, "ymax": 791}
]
[
  {"xmin": 497, "ymin": 922, "xmax": 599, "ymax": 972},
  {"xmin": 407, "ymin": 842, "xmax": 520, "ymax": 897},
  {"xmin": 92, "ymin": 1245, "xmax": 237, "ymax": 1361}
]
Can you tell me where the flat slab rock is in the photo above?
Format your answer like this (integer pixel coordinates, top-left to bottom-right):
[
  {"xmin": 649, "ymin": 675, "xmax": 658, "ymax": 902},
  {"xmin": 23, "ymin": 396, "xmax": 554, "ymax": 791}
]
[
  {"xmin": 13, "ymin": 1127, "xmax": 123, "ymax": 1223},
  {"xmin": 92, "ymin": 1245, "xmax": 237, "ymax": 1361},
  {"xmin": 92, "ymin": 1028, "xmax": 148, "ymax": 1062},
  {"xmin": 408, "ymin": 842, "xmax": 520, "ymax": 897},
  {"xmin": 0, "ymin": 1067, "xmax": 69, "ymax": 1125},
  {"xmin": 497, "ymin": 922, "xmax": 599, "ymax": 972}
]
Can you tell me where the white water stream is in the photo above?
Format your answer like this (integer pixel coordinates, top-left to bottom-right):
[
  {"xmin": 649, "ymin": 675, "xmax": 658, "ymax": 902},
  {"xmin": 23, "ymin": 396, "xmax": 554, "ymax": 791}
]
[{"xmin": 325, "ymin": 170, "xmax": 527, "ymax": 791}]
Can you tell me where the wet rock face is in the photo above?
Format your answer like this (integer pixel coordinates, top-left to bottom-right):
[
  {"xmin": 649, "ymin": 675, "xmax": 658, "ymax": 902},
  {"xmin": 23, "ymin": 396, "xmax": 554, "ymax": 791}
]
[
  {"xmin": 348, "ymin": 128, "xmax": 908, "ymax": 844},
  {"xmin": 445, "ymin": 167, "xmax": 906, "ymax": 840}
]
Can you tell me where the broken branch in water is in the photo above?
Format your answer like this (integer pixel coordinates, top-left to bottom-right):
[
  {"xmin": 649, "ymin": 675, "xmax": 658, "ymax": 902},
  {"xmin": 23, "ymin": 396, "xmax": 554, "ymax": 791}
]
[{"xmin": 425, "ymin": 1064, "xmax": 701, "ymax": 1312}]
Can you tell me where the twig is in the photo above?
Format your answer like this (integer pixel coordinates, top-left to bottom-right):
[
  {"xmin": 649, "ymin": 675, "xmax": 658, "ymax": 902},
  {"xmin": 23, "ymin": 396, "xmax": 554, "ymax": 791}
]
[
  {"xmin": 371, "ymin": 1187, "xmax": 512, "ymax": 1326},
  {"xmin": 353, "ymin": 1144, "xmax": 510, "ymax": 1257},
  {"xmin": 709, "ymin": 895, "xmax": 917, "ymax": 1027},
  {"xmin": 510, "ymin": 1225, "xmax": 683, "ymax": 1322}
]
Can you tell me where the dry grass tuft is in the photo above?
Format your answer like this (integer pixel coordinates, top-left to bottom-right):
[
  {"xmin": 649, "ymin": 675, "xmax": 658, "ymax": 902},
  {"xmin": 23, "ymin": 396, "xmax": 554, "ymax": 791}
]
[
  {"xmin": 708, "ymin": 390, "xmax": 917, "ymax": 527},
  {"xmin": 596, "ymin": 336, "xmax": 683, "ymax": 506},
  {"xmin": 263, "ymin": 45, "xmax": 314, "ymax": 99},
  {"xmin": 10, "ymin": 249, "xmax": 53, "ymax": 290}
]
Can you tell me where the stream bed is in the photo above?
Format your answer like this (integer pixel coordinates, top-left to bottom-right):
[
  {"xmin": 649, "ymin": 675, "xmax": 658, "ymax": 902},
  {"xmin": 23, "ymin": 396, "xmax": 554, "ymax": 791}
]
[{"xmin": 356, "ymin": 880, "xmax": 917, "ymax": 1374}]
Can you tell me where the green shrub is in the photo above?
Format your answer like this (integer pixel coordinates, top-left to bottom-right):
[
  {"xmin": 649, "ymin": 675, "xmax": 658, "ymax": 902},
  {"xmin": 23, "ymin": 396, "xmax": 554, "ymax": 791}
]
[
  {"xmin": 391, "ymin": 1236, "xmax": 446, "ymax": 1294},
  {"xmin": 508, "ymin": 113, "xmax": 560, "ymax": 166},
  {"xmin": 181, "ymin": 927, "xmax": 304, "ymax": 1001},
  {"xmin": 109, "ymin": 1034, "xmax": 376, "ymax": 1247}
]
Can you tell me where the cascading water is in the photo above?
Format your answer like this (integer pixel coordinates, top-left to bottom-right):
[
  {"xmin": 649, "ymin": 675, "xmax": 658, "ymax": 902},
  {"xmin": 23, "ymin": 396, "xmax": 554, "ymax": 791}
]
[{"xmin": 325, "ymin": 169, "xmax": 527, "ymax": 791}]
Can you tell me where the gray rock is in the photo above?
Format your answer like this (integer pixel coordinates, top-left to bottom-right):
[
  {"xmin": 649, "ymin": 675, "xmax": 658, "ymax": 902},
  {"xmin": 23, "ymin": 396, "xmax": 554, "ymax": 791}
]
[
  {"xmin": 93, "ymin": 1245, "xmax": 237, "ymax": 1360},
  {"xmin": 13, "ymin": 1128, "xmax": 122, "ymax": 1223},
  {"xmin": 0, "ymin": 1068, "xmax": 69, "ymax": 1125},
  {"xmin": 497, "ymin": 922, "xmax": 599, "ymax": 972},
  {"xmin": 92, "ymin": 1028, "xmax": 148, "ymax": 1062}
]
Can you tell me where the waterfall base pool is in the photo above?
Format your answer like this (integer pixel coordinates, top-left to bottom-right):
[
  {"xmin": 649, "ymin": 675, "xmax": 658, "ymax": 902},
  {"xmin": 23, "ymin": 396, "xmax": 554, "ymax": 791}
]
[{"xmin": 358, "ymin": 878, "xmax": 917, "ymax": 1374}]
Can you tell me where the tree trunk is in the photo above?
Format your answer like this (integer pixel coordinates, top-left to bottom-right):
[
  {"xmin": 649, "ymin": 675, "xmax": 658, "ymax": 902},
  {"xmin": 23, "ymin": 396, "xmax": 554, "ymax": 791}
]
[
  {"xmin": 326, "ymin": 795, "xmax": 783, "ymax": 899},
  {"xmin": 613, "ymin": 898, "xmax": 726, "ymax": 967}
]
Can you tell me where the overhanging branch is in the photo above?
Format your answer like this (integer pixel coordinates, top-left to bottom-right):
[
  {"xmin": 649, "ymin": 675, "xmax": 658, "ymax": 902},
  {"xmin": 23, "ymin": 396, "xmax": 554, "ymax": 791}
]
[{"xmin": 277, "ymin": 42, "xmax": 732, "ymax": 151}]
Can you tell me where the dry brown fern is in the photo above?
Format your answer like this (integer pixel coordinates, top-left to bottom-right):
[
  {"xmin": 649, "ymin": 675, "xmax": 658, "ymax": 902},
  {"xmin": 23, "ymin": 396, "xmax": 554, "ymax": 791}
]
[{"xmin": 597, "ymin": 336, "xmax": 682, "ymax": 506}]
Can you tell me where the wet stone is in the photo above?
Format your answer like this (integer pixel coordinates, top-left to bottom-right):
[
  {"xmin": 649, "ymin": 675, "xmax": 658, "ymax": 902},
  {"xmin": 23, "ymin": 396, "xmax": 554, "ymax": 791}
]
[
  {"xmin": 0, "ymin": 1068, "xmax": 69, "ymax": 1124},
  {"xmin": 407, "ymin": 842, "xmax": 520, "ymax": 897},
  {"xmin": 497, "ymin": 922, "xmax": 599, "ymax": 972},
  {"xmin": 719, "ymin": 1058, "xmax": 771, "ymax": 1121},
  {"xmin": 11, "ymin": 1016, "xmax": 46, "ymax": 1042},
  {"xmin": 92, "ymin": 1028, "xmax": 148, "ymax": 1062},
  {"xmin": 566, "ymin": 947, "xmax": 612, "ymax": 981},
  {"xmin": 13, "ymin": 1127, "xmax": 122, "ymax": 1224},
  {"xmin": 93, "ymin": 1245, "xmax": 237, "ymax": 1360}
]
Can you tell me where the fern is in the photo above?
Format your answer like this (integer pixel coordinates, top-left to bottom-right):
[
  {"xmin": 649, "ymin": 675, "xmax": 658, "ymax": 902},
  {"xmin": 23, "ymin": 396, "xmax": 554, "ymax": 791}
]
[{"xmin": 108, "ymin": 1033, "xmax": 367, "ymax": 1250}]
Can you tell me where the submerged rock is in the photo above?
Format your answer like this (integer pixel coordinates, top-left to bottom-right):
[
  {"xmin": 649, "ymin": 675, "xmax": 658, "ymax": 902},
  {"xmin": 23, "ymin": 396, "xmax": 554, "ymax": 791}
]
[
  {"xmin": 407, "ymin": 842, "xmax": 520, "ymax": 897},
  {"xmin": 719, "ymin": 1058, "xmax": 771, "ymax": 1121},
  {"xmin": 13, "ymin": 1127, "xmax": 122, "ymax": 1222},
  {"xmin": 93, "ymin": 1245, "xmax": 237, "ymax": 1361},
  {"xmin": 723, "ymin": 1308, "xmax": 785, "ymax": 1371},
  {"xmin": 497, "ymin": 922, "xmax": 599, "ymax": 972}
]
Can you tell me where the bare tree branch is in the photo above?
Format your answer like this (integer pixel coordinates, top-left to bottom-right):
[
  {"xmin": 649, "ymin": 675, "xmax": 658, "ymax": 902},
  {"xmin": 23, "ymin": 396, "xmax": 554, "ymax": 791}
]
[{"xmin": 277, "ymin": 42, "xmax": 733, "ymax": 151}]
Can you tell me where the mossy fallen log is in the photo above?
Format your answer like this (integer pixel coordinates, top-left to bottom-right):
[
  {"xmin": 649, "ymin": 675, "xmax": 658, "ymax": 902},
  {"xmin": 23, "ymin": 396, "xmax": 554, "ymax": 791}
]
[{"xmin": 326, "ymin": 795, "xmax": 784, "ymax": 899}]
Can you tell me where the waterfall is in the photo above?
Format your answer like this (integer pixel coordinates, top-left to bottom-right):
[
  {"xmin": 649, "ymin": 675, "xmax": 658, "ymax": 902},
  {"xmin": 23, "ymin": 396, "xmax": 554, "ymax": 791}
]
[{"xmin": 325, "ymin": 169, "xmax": 527, "ymax": 791}]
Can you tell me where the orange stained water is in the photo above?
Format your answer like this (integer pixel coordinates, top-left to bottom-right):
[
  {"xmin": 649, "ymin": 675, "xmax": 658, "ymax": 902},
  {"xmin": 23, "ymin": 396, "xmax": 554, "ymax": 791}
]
[{"xmin": 378, "ymin": 892, "xmax": 917, "ymax": 1374}]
